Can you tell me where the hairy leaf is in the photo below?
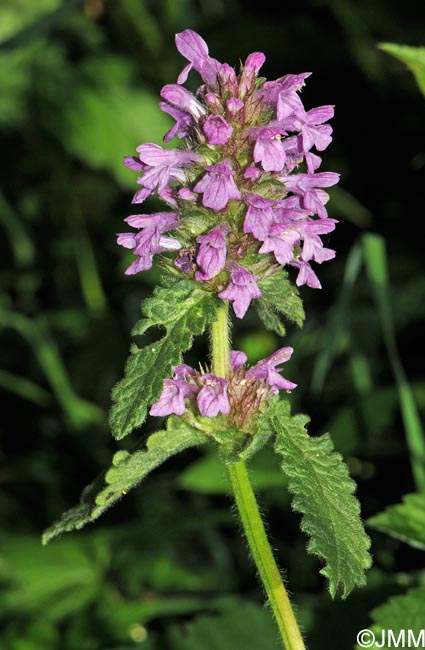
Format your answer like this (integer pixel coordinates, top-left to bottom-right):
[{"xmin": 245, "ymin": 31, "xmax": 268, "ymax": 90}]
[
  {"xmin": 42, "ymin": 418, "xmax": 207, "ymax": 544},
  {"xmin": 379, "ymin": 43, "xmax": 425, "ymax": 95},
  {"xmin": 256, "ymin": 269, "xmax": 304, "ymax": 336},
  {"xmin": 271, "ymin": 400, "xmax": 371, "ymax": 597},
  {"xmin": 110, "ymin": 279, "xmax": 219, "ymax": 440},
  {"xmin": 358, "ymin": 588, "xmax": 425, "ymax": 650},
  {"xmin": 368, "ymin": 493, "xmax": 425, "ymax": 550}
]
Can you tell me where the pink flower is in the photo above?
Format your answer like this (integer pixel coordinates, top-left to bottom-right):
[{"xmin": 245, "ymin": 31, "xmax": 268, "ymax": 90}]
[
  {"xmin": 197, "ymin": 374, "xmax": 230, "ymax": 417},
  {"xmin": 195, "ymin": 224, "xmax": 229, "ymax": 281},
  {"xmin": 246, "ymin": 347, "xmax": 297, "ymax": 392},
  {"xmin": 194, "ymin": 161, "xmax": 241, "ymax": 212},
  {"xmin": 218, "ymin": 265, "xmax": 261, "ymax": 318}
]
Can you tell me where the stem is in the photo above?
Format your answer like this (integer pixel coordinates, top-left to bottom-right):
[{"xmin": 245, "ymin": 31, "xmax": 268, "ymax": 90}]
[
  {"xmin": 227, "ymin": 461, "xmax": 306, "ymax": 650},
  {"xmin": 209, "ymin": 304, "xmax": 305, "ymax": 650},
  {"xmin": 210, "ymin": 303, "xmax": 231, "ymax": 378}
]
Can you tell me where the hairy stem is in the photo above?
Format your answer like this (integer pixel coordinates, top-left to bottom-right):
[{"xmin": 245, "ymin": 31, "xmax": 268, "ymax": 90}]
[
  {"xmin": 210, "ymin": 304, "xmax": 305, "ymax": 650},
  {"xmin": 227, "ymin": 461, "xmax": 306, "ymax": 650},
  {"xmin": 210, "ymin": 303, "xmax": 231, "ymax": 378}
]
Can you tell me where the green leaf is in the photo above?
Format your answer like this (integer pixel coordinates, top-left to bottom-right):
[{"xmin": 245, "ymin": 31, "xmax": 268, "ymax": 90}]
[
  {"xmin": 379, "ymin": 43, "xmax": 425, "ymax": 95},
  {"xmin": 358, "ymin": 588, "xmax": 425, "ymax": 650},
  {"xmin": 42, "ymin": 418, "xmax": 207, "ymax": 544},
  {"xmin": 109, "ymin": 279, "xmax": 219, "ymax": 440},
  {"xmin": 368, "ymin": 493, "xmax": 425, "ymax": 550},
  {"xmin": 256, "ymin": 269, "xmax": 304, "ymax": 336},
  {"xmin": 168, "ymin": 602, "xmax": 278, "ymax": 650},
  {"xmin": 271, "ymin": 399, "xmax": 371, "ymax": 597}
]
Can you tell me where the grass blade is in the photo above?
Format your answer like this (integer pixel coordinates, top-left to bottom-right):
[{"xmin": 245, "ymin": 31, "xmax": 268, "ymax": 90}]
[{"xmin": 363, "ymin": 233, "xmax": 425, "ymax": 492}]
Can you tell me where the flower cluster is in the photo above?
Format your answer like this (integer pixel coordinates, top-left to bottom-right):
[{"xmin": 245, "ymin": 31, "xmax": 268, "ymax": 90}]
[
  {"xmin": 150, "ymin": 347, "xmax": 296, "ymax": 429},
  {"xmin": 118, "ymin": 29, "xmax": 339, "ymax": 317}
]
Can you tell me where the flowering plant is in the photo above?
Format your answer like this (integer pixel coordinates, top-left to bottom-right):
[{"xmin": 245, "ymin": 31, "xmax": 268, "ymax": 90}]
[{"xmin": 43, "ymin": 30, "xmax": 371, "ymax": 649}]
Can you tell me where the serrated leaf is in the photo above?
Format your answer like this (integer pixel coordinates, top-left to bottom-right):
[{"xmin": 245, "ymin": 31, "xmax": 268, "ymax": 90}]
[
  {"xmin": 368, "ymin": 493, "xmax": 425, "ymax": 550},
  {"xmin": 357, "ymin": 588, "xmax": 425, "ymax": 650},
  {"xmin": 379, "ymin": 43, "xmax": 425, "ymax": 95},
  {"xmin": 271, "ymin": 399, "xmax": 371, "ymax": 598},
  {"xmin": 110, "ymin": 279, "xmax": 219, "ymax": 440},
  {"xmin": 256, "ymin": 269, "xmax": 304, "ymax": 336},
  {"xmin": 42, "ymin": 418, "xmax": 207, "ymax": 544}
]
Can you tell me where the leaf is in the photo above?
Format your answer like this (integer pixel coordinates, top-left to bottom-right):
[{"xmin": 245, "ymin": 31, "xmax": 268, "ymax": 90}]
[
  {"xmin": 367, "ymin": 493, "xmax": 425, "ymax": 550},
  {"xmin": 168, "ymin": 602, "xmax": 278, "ymax": 650},
  {"xmin": 271, "ymin": 399, "xmax": 371, "ymax": 597},
  {"xmin": 379, "ymin": 43, "xmax": 425, "ymax": 95},
  {"xmin": 256, "ymin": 269, "xmax": 304, "ymax": 336},
  {"xmin": 358, "ymin": 588, "xmax": 425, "ymax": 650},
  {"xmin": 42, "ymin": 418, "xmax": 207, "ymax": 544},
  {"xmin": 109, "ymin": 279, "xmax": 219, "ymax": 440}
]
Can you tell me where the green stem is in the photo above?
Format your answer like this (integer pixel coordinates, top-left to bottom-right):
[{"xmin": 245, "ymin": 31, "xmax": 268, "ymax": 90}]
[
  {"xmin": 210, "ymin": 303, "xmax": 231, "ymax": 378},
  {"xmin": 210, "ymin": 304, "xmax": 305, "ymax": 650},
  {"xmin": 227, "ymin": 461, "xmax": 306, "ymax": 650}
]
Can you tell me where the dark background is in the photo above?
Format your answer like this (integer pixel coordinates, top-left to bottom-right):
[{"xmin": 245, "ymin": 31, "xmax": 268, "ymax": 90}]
[{"xmin": 0, "ymin": 1, "xmax": 424, "ymax": 648}]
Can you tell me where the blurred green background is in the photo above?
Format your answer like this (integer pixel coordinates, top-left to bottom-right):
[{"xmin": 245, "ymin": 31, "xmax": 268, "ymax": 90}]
[{"xmin": 1, "ymin": 0, "xmax": 424, "ymax": 648}]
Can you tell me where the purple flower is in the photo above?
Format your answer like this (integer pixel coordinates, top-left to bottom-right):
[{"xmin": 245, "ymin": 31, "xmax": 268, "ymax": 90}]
[
  {"xmin": 298, "ymin": 217, "xmax": 337, "ymax": 263},
  {"xmin": 175, "ymin": 29, "xmax": 221, "ymax": 86},
  {"xmin": 117, "ymin": 212, "xmax": 180, "ymax": 275},
  {"xmin": 178, "ymin": 187, "xmax": 197, "ymax": 201},
  {"xmin": 250, "ymin": 127, "xmax": 288, "ymax": 172},
  {"xmin": 160, "ymin": 102, "xmax": 192, "ymax": 143},
  {"xmin": 243, "ymin": 194, "xmax": 277, "ymax": 240},
  {"xmin": 243, "ymin": 194, "xmax": 307, "ymax": 242},
  {"xmin": 218, "ymin": 265, "xmax": 261, "ymax": 318},
  {"xmin": 226, "ymin": 97, "xmax": 244, "ymax": 118},
  {"xmin": 243, "ymin": 166, "xmax": 262, "ymax": 181},
  {"xmin": 150, "ymin": 378, "xmax": 196, "ymax": 417},
  {"xmin": 124, "ymin": 212, "xmax": 179, "ymax": 230},
  {"xmin": 239, "ymin": 52, "xmax": 266, "ymax": 96},
  {"xmin": 260, "ymin": 73, "xmax": 311, "ymax": 111},
  {"xmin": 291, "ymin": 260, "xmax": 322, "ymax": 289},
  {"xmin": 204, "ymin": 92, "xmax": 223, "ymax": 112},
  {"xmin": 124, "ymin": 156, "xmax": 146, "ymax": 172},
  {"xmin": 194, "ymin": 161, "xmax": 241, "ymax": 212},
  {"xmin": 279, "ymin": 172, "xmax": 340, "ymax": 219},
  {"xmin": 218, "ymin": 63, "xmax": 239, "ymax": 95},
  {"xmin": 195, "ymin": 223, "xmax": 229, "ymax": 281},
  {"xmin": 230, "ymin": 350, "xmax": 248, "ymax": 371},
  {"xmin": 136, "ymin": 143, "xmax": 203, "ymax": 195},
  {"xmin": 246, "ymin": 347, "xmax": 297, "ymax": 392},
  {"xmin": 160, "ymin": 84, "xmax": 206, "ymax": 119},
  {"xmin": 258, "ymin": 223, "xmax": 299, "ymax": 265},
  {"xmin": 197, "ymin": 374, "xmax": 230, "ymax": 417},
  {"xmin": 172, "ymin": 364, "xmax": 197, "ymax": 381},
  {"xmin": 174, "ymin": 247, "xmax": 197, "ymax": 273},
  {"xmin": 281, "ymin": 105, "xmax": 334, "ymax": 153},
  {"xmin": 203, "ymin": 115, "xmax": 233, "ymax": 145}
]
